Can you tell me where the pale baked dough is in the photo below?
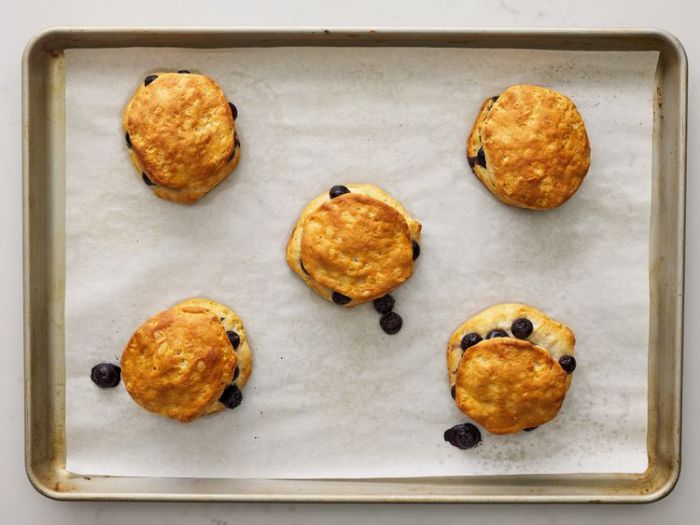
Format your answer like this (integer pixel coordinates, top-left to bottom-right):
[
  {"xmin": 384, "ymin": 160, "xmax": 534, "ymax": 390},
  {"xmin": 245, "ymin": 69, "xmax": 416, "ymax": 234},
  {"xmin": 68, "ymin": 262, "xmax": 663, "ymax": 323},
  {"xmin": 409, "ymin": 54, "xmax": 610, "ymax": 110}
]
[
  {"xmin": 467, "ymin": 85, "xmax": 590, "ymax": 210},
  {"xmin": 121, "ymin": 297, "xmax": 252, "ymax": 422},
  {"xmin": 122, "ymin": 72, "xmax": 240, "ymax": 204},
  {"xmin": 447, "ymin": 303, "xmax": 575, "ymax": 434},
  {"xmin": 285, "ymin": 184, "xmax": 422, "ymax": 306}
]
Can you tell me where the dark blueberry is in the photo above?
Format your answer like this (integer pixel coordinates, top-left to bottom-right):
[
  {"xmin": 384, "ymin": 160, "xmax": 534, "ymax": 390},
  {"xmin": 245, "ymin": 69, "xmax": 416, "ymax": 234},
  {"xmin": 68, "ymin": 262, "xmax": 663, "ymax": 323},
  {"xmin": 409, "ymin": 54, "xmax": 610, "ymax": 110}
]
[
  {"xmin": 412, "ymin": 240, "xmax": 421, "ymax": 261},
  {"xmin": 511, "ymin": 318, "xmax": 533, "ymax": 339},
  {"xmin": 444, "ymin": 423, "xmax": 481, "ymax": 450},
  {"xmin": 300, "ymin": 260, "xmax": 309, "ymax": 275},
  {"xmin": 144, "ymin": 74, "xmax": 158, "ymax": 86},
  {"xmin": 142, "ymin": 173, "xmax": 155, "ymax": 186},
  {"xmin": 229, "ymin": 102, "xmax": 238, "ymax": 120},
  {"xmin": 475, "ymin": 147, "xmax": 487, "ymax": 168},
  {"xmin": 90, "ymin": 363, "xmax": 121, "ymax": 388},
  {"xmin": 486, "ymin": 328, "xmax": 508, "ymax": 339},
  {"xmin": 559, "ymin": 355, "xmax": 577, "ymax": 374},
  {"xmin": 125, "ymin": 132, "xmax": 132, "ymax": 149},
  {"xmin": 219, "ymin": 384, "xmax": 243, "ymax": 409},
  {"xmin": 177, "ymin": 69, "xmax": 190, "ymax": 74},
  {"xmin": 523, "ymin": 426, "xmax": 538, "ymax": 432},
  {"xmin": 460, "ymin": 332, "xmax": 482, "ymax": 351},
  {"xmin": 467, "ymin": 155, "xmax": 477, "ymax": 168},
  {"xmin": 329, "ymin": 185, "xmax": 351, "ymax": 199},
  {"xmin": 226, "ymin": 330, "xmax": 241, "ymax": 350},
  {"xmin": 227, "ymin": 147, "xmax": 237, "ymax": 163},
  {"xmin": 373, "ymin": 294, "xmax": 395, "ymax": 314},
  {"xmin": 332, "ymin": 291, "xmax": 352, "ymax": 305},
  {"xmin": 450, "ymin": 384, "xmax": 456, "ymax": 399},
  {"xmin": 234, "ymin": 136, "xmax": 241, "ymax": 149},
  {"xmin": 233, "ymin": 366, "xmax": 240, "ymax": 381},
  {"xmin": 380, "ymin": 312, "xmax": 403, "ymax": 335},
  {"xmin": 491, "ymin": 95, "xmax": 499, "ymax": 102}
]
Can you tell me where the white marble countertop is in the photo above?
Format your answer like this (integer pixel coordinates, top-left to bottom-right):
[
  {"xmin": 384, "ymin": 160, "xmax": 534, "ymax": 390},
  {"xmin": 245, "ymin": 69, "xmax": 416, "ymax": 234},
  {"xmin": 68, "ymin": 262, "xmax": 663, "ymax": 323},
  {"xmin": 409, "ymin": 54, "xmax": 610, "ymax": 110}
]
[{"xmin": 2, "ymin": 1, "xmax": 696, "ymax": 523}]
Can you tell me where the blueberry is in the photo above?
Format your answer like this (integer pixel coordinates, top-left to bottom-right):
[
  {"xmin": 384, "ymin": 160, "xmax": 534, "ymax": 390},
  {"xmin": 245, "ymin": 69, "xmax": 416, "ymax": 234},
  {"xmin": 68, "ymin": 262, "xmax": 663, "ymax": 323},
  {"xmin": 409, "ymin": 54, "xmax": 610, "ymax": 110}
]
[
  {"xmin": 486, "ymin": 329, "xmax": 508, "ymax": 339},
  {"xmin": 300, "ymin": 260, "xmax": 309, "ymax": 275},
  {"xmin": 444, "ymin": 423, "xmax": 481, "ymax": 450},
  {"xmin": 460, "ymin": 332, "xmax": 482, "ymax": 350},
  {"xmin": 450, "ymin": 384, "xmax": 456, "ymax": 399},
  {"xmin": 380, "ymin": 312, "xmax": 403, "ymax": 334},
  {"xmin": 144, "ymin": 74, "xmax": 158, "ymax": 86},
  {"xmin": 559, "ymin": 355, "xmax": 577, "ymax": 374},
  {"xmin": 229, "ymin": 102, "xmax": 238, "ymax": 120},
  {"xmin": 511, "ymin": 318, "xmax": 533, "ymax": 339},
  {"xmin": 491, "ymin": 95, "xmax": 499, "ymax": 102},
  {"xmin": 332, "ymin": 291, "xmax": 352, "ymax": 305},
  {"xmin": 90, "ymin": 363, "xmax": 121, "ymax": 388},
  {"xmin": 125, "ymin": 132, "xmax": 132, "ymax": 149},
  {"xmin": 476, "ymin": 147, "xmax": 487, "ymax": 168},
  {"xmin": 226, "ymin": 330, "xmax": 241, "ymax": 350},
  {"xmin": 142, "ymin": 173, "xmax": 155, "ymax": 186},
  {"xmin": 373, "ymin": 294, "xmax": 395, "ymax": 314},
  {"xmin": 523, "ymin": 426, "xmax": 538, "ymax": 432},
  {"xmin": 219, "ymin": 384, "xmax": 243, "ymax": 409},
  {"xmin": 329, "ymin": 185, "xmax": 351, "ymax": 199},
  {"xmin": 177, "ymin": 69, "xmax": 190, "ymax": 74},
  {"xmin": 412, "ymin": 240, "xmax": 421, "ymax": 261},
  {"xmin": 233, "ymin": 366, "xmax": 240, "ymax": 381},
  {"xmin": 467, "ymin": 155, "xmax": 477, "ymax": 168}
]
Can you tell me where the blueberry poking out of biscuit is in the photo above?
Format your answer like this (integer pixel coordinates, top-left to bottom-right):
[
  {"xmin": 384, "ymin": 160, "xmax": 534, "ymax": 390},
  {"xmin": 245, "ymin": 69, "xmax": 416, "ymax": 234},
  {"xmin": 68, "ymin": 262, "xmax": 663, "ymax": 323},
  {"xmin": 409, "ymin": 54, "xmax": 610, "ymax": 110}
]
[
  {"xmin": 219, "ymin": 384, "xmax": 243, "ymax": 409},
  {"xmin": 460, "ymin": 332, "xmax": 482, "ymax": 350},
  {"xmin": 229, "ymin": 102, "xmax": 238, "ymax": 120},
  {"xmin": 177, "ymin": 69, "xmax": 190, "ymax": 74},
  {"xmin": 491, "ymin": 95, "xmax": 499, "ymax": 102},
  {"xmin": 444, "ymin": 423, "xmax": 481, "ymax": 450},
  {"xmin": 412, "ymin": 240, "xmax": 421, "ymax": 261},
  {"xmin": 373, "ymin": 294, "xmax": 395, "ymax": 314},
  {"xmin": 226, "ymin": 330, "xmax": 241, "ymax": 350},
  {"xmin": 486, "ymin": 329, "xmax": 508, "ymax": 339},
  {"xmin": 451, "ymin": 385, "xmax": 456, "ymax": 399},
  {"xmin": 475, "ymin": 147, "xmax": 487, "ymax": 168},
  {"xmin": 91, "ymin": 363, "xmax": 121, "ymax": 388},
  {"xmin": 329, "ymin": 185, "xmax": 351, "ymax": 199},
  {"xmin": 125, "ymin": 132, "xmax": 132, "ymax": 149},
  {"xmin": 144, "ymin": 74, "xmax": 158, "ymax": 86},
  {"xmin": 511, "ymin": 318, "xmax": 533, "ymax": 339},
  {"xmin": 559, "ymin": 355, "xmax": 577, "ymax": 373},
  {"xmin": 142, "ymin": 173, "xmax": 155, "ymax": 186},
  {"xmin": 233, "ymin": 366, "xmax": 240, "ymax": 381},
  {"xmin": 523, "ymin": 426, "xmax": 538, "ymax": 431},
  {"xmin": 332, "ymin": 291, "xmax": 352, "ymax": 305},
  {"xmin": 380, "ymin": 312, "xmax": 403, "ymax": 334}
]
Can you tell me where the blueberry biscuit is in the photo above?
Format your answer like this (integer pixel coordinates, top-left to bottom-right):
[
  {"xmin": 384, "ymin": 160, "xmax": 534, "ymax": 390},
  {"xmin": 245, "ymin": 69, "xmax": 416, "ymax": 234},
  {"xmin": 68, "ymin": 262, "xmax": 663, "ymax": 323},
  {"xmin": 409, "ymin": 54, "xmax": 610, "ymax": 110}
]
[
  {"xmin": 286, "ymin": 184, "xmax": 422, "ymax": 307},
  {"xmin": 120, "ymin": 297, "xmax": 252, "ymax": 422},
  {"xmin": 447, "ymin": 304, "xmax": 576, "ymax": 434},
  {"xmin": 467, "ymin": 85, "xmax": 590, "ymax": 210},
  {"xmin": 122, "ymin": 72, "xmax": 240, "ymax": 204}
]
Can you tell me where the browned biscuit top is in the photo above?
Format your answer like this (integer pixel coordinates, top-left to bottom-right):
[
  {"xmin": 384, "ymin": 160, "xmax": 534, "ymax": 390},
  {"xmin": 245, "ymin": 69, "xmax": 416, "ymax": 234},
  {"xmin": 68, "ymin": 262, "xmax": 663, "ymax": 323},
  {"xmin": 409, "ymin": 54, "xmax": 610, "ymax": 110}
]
[
  {"xmin": 467, "ymin": 84, "xmax": 590, "ymax": 210},
  {"xmin": 122, "ymin": 72, "xmax": 236, "ymax": 203},
  {"xmin": 299, "ymin": 193, "xmax": 414, "ymax": 302},
  {"xmin": 455, "ymin": 338, "xmax": 568, "ymax": 435},
  {"xmin": 121, "ymin": 303, "xmax": 236, "ymax": 423}
]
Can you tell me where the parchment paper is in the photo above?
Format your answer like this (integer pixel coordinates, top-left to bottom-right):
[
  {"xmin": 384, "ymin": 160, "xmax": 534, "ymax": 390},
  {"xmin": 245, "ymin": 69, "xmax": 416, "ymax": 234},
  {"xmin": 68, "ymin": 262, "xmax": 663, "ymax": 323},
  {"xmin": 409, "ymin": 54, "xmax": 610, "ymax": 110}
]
[{"xmin": 64, "ymin": 47, "xmax": 657, "ymax": 478}]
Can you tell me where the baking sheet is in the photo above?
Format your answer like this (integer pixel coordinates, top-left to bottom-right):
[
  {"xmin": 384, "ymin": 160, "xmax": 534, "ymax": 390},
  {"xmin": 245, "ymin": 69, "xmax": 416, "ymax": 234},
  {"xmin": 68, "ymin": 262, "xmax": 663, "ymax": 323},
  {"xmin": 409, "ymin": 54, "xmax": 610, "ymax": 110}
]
[{"xmin": 64, "ymin": 47, "xmax": 657, "ymax": 479}]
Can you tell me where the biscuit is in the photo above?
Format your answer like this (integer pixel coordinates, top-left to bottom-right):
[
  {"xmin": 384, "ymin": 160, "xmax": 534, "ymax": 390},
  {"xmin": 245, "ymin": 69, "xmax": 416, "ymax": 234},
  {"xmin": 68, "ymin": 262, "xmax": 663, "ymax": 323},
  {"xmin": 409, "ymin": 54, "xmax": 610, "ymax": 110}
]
[
  {"xmin": 467, "ymin": 85, "xmax": 590, "ymax": 210},
  {"xmin": 121, "ymin": 298, "xmax": 252, "ymax": 422},
  {"xmin": 447, "ymin": 303, "xmax": 576, "ymax": 434},
  {"xmin": 122, "ymin": 72, "xmax": 240, "ymax": 204},
  {"xmin": 286, "ymin": 184, "xmax": 422, "ymax": 306}
]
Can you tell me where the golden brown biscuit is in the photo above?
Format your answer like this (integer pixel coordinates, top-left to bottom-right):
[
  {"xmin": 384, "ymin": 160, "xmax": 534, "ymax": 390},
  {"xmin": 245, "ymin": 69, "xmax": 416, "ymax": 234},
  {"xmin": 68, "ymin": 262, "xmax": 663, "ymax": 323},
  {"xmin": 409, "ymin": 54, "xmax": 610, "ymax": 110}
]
[
  {"xmin": 122, "ymin": 72, "xmax": 240, "ymax": 204},
  {"xmin": 447, "ymin": 303, "xmax": 576, "ymax": 434},
  {"xmin": 467, "ymin": 85, "xmax": 590, "ymax": 210},
  {"xmin": 121, "ymin": 298, "xmax": 252, "ymax": 422},
  {"xmin": 286, "ymin": 184, "xmax": 422, "ymax": 306}
]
